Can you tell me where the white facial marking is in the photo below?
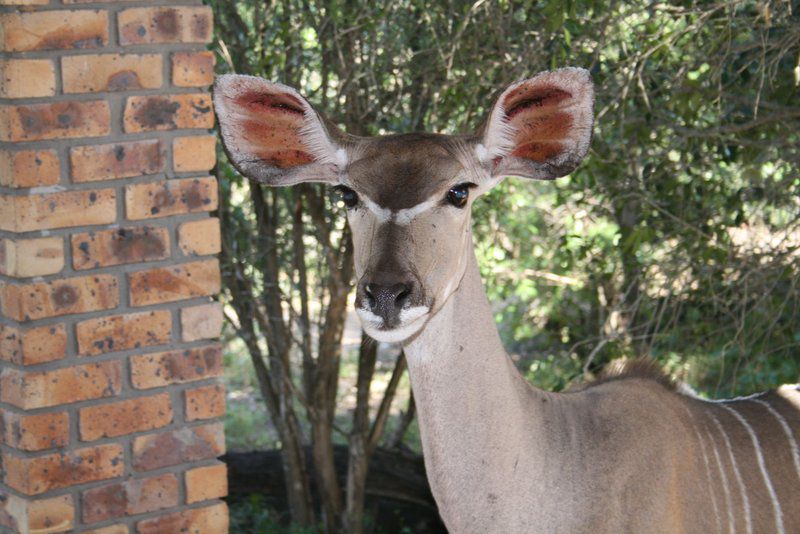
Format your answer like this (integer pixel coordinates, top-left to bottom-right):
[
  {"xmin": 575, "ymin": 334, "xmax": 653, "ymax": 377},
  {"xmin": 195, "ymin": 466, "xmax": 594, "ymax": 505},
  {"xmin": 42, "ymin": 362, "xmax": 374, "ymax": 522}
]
[
  {"xmin": 356, "ymin": 306, "xmax": 430, "ymax": 344},
  {"xmin": 399, "ymin": 306, "xmax": 429, "ymax": 323},
  {"xmin": 362, "ymin": 197, "xmax": 392, "ymax": 223},
  {"xmin": 751, "ymin": 399, "xmax": 800, "ymax": 483},
  {"xmin": 395, "ymin": 199, "xmax": 439, "ymax": 226},
  {"xmin": 363, "ymin": 319, "xmax": 426, "ymax": 343},
  {"xmin": 356, "ymin": 308, "xmax": 383, "ymax": 327},
  {"xmin": 720, "ymin": 404, "xmax": 784, "ymax": 534},
  {"xmin": 710, "ymin": 412, "xmax": 752, "ymax": 534}
]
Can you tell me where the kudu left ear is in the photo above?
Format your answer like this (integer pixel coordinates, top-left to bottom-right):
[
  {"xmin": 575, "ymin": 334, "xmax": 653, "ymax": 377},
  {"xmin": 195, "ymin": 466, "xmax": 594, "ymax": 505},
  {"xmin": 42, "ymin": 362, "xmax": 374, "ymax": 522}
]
[
  {"xmin": 213, "ymin": 74, "xmax": 349, "ymax": 186},
  {"xmin": 475, "ymin": 67, "xmax": 594, "ymax": 181}
]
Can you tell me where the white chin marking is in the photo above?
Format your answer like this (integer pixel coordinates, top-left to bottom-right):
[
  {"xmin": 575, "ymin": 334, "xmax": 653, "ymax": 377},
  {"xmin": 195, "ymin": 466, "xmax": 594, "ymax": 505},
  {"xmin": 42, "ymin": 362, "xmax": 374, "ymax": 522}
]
[
  {"xmin": 356, "ymin": 306, "xmax": 429, "ymax": 343},
  {"xmin": 399, "ymin": 305, "xmax": 428, "ymax": 322},
  {"xmin": 355, "ymin": 308, "xmax": 383, "ymax": 327}
]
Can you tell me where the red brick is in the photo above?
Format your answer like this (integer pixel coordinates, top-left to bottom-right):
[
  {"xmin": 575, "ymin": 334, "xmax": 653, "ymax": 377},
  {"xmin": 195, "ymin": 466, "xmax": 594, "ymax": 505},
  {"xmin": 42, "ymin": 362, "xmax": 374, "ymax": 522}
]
[
  {"xmin": 82, "ymin": 474, "xmax": 178, "ymax": 524},
  {"xmin": 123, "ymin": 94, "xmax": 214, "ymax": 133},
  {"xmin": 1, "ymin": 411, "xmax": 69, "ymax": 451},
  {"xmin": 0, "ymin": 360, "xmax": 122, "ymax": 409},
  {"xmin": 126, "ymin": 177, "xmax": 217, "ymax": 220},
  {"xmin": 130, "ymin": 344, "xmax": 222, "ymax": 389},
  {"xmin": 128, "ymin": 259, "xmax": 220, "ymax": 307},
  {"xmin": 178, "ymin": 218, "xmax": 221, "ymax": 257},
  {"xmin": 0, "ymin": 274, "xmax": 119, "ymax": 322},
  {"xmin": 4, "ymin": 444, "xmax": 124, "ymax": 495},
  {"xmin": 76, "ymin": 310, "xmax": 172, "ymax": 356},
  {"xmin": 70, "ymin": 140, "xmax": 164, "ymax": 183},
  {"xmin": 80, "ymin": 394, "xmax": 173, "ymax": 441},
  {"xmin": 185, "ymin": 462, "xmax": 227, "ymax": 504},
  {"xmin": 118, "ymin": 7, "xmax": 212, "ymax": 46},
  {"xmin": 0, "ymin": 100, "xmax": 110, "ymax": 142},
  {"xmin": 173, "ymin": 135, "xmax": 216, "ymax": 172},
  {"xmin": 0, "ymin": 0, "xmax": 50, "ymax": 5},
  {"xmin": 0, "ymin": 59, "xmax": 56, "ymax": 98},
  {"xmin": 0, "ymin": 189, "xmax": 116, "ymax": 232},
  {"xmin": 0, "ymin": 323, "xmax": 67, "ymax": 365},
  {"xmin": 185, "ymin": 384, "xmax": 225, "ymax": 421},
  {"xmin": 136, "ymin": 503, "xmax": 228, "ymax": 534},
  {"xmin": 132, "ymin": 423, "xmax": 224, "ymax": 472},
  {"xmin": 181, "ymin": 302, "xmax": 223, "ymax": 342},
  {"xmin": 83, "ymin": 526, "xmax": 129, "ymax": 534},
  {"xmin": 0, "ymin": 323, "xmax": 22, "ymax": 364},
  {"xmin": 0, "ymin": 149, "xmax": 59, "ymax": 188},
  {"xmin": 0, "ymin": 10, "xmax": 108, "ymax": 52},
  {"xmin": 0, "ymin": 494, "xmax": 74, "ymax": 534},
  {"xmin": 72, "ymin": 226, "xmax": 170, "ymax": 271},
  {"xmin": 0, "ymin": 236, "xmax": 64, "ymax": 277},
  {"xmin": 63, "ymin": 54, "xmax": 163, "ymax": 93},
  {"xmin": 172, "ymin": 51, "xmax": 215, "ymax": 87}
]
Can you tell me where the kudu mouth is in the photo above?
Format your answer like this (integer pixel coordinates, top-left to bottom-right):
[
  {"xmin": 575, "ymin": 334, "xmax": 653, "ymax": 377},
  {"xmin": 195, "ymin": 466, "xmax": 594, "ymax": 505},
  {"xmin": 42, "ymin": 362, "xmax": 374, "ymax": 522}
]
[{"xmin": 355, "ymin": 272, "xmax": 430, "ymax": 343}]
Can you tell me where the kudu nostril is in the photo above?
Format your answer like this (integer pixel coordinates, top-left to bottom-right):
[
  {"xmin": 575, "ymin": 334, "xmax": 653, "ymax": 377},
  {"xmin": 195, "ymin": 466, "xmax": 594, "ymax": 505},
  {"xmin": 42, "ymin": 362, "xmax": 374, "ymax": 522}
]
[
  {"xmin": 395, "ymin": 287, "xmax": 411, "ymax": 308},
  {"xmin": 364, "ymin": 282, "xmax": 414, "ymax": 321},
  {"xmin": 364, "ymin": 284, "xmax": 377, "ymax": 308}
]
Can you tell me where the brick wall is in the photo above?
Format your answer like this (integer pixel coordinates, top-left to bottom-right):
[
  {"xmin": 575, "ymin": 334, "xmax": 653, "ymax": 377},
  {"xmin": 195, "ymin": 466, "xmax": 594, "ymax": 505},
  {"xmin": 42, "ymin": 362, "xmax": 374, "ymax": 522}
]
[{"xmin": 0, "ymin": 1, "xmax": 227, "ymax": 532}]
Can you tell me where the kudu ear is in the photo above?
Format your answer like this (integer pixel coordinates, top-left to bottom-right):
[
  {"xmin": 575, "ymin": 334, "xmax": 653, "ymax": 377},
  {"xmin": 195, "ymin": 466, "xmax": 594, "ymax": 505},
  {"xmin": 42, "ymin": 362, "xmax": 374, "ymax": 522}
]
[
  {"xmin": 476, "ymin": 68, "xmax": 594, "ymax": 180},
  {"xmin": 213, "ymin": 74, "xmax": 348, "ymax": 186}
]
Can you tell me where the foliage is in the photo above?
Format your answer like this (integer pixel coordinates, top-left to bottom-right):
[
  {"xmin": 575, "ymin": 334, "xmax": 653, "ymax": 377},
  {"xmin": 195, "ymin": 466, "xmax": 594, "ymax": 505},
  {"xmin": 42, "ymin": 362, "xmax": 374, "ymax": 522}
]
[
  {"xmin": 211, "ymin": 0, "xmax": 800, "ymax": 530},
  {"xmin": 471, "ymin": 1, "xmax": 800, "ymax": 396},
  {"xmin": 229, "ymin": 493, "xmax": 321, "ymax": 534}
]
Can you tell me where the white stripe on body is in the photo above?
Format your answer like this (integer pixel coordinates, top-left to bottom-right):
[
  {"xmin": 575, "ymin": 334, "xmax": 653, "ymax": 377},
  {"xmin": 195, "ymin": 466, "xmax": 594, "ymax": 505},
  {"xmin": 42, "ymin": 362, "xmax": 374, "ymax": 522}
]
[
  {"xmin": 695, "ymin": 424, "xmax": 723, "ymax": 533},
  {"xmin": 719, "ymin": 403, "xmax": 785, "ymax": 534},
  {"xmin": 710, "ymin": 412, "xmax": 752, "ymax": 534},
  {"xmin": 749, "ymin": 398, "xmax": 800, "ymax": 484},
  {"xmin": 705, "ymin": 426, "xmax": 736, "ymax": 534}
]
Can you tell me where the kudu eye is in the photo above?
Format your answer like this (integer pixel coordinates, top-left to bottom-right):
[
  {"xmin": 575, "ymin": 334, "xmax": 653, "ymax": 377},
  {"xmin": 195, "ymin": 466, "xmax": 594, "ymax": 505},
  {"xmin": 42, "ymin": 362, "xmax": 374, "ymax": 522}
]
[
  {"xmin": 334, "ymin": 186, "xmax": 359, "ymax": 208},
  {"xmin": 446, "ymin": 183, "xmax": 474, "ymax": 208}
]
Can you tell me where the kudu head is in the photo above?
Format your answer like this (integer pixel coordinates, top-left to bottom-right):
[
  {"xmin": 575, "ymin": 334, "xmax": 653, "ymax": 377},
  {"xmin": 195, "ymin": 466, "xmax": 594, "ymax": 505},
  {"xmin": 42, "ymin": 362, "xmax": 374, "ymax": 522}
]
[{"xmin": 214, "ymin": 69, "xmax": 594, "ymax": 343}]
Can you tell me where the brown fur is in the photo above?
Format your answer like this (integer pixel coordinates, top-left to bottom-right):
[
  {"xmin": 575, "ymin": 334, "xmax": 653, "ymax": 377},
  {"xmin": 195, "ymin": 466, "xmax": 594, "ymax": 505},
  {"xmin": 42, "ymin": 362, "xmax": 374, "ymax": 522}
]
[
  {"xmin": 589, "ymin": 357, "xmax": 678, "ymax": 391},
  {"xmin": 215, "ymin": 69, "xmax": 800, "ymax": 533}
]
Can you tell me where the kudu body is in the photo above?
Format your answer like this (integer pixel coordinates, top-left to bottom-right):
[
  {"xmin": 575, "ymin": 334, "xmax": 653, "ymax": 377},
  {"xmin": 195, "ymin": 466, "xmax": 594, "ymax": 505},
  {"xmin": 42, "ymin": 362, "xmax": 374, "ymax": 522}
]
[{"xmin": 214, "ymin": 68, "xmax": 800, "ymax": 533}]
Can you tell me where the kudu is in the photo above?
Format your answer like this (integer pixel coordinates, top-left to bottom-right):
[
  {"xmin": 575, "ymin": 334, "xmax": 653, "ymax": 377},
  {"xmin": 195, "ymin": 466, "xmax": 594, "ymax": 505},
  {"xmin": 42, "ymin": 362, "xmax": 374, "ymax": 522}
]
[{"xmin": 214, "ymin": 68, "xmax": 800, "ymax": 533}]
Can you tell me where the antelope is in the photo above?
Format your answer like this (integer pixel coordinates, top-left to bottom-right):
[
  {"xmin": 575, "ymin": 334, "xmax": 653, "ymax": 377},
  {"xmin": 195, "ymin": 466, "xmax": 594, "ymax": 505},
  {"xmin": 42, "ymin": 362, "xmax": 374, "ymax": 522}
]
[{"xmin": 214, "ymin": 68, "xmax": 800, "ymax": 533}]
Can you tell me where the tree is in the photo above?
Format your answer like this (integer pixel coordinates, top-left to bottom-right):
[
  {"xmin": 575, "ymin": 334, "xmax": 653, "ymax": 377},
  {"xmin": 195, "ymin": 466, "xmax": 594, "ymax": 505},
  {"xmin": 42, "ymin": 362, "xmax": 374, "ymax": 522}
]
[{"xmin": 211, "ymin": 1, "xmax": 800, "ymax": 530}]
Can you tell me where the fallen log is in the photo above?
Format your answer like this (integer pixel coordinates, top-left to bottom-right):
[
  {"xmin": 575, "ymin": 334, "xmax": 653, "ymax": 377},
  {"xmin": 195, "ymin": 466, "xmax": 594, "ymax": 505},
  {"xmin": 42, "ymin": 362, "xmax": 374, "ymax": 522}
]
[{"xmin": 224, "ymin": 446, "xmax": 446, "ymax": 532}]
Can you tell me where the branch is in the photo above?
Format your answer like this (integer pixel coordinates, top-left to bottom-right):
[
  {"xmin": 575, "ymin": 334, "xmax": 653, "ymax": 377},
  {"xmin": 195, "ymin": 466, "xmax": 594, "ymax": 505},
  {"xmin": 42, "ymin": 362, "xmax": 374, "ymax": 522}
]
[
  {"xmin": 368, "ymin": 351, "xmax": 407, "ymax": 455},
  {"xmin": 384, "ymin": 390, "xmax": 415, "ymax": 451}
]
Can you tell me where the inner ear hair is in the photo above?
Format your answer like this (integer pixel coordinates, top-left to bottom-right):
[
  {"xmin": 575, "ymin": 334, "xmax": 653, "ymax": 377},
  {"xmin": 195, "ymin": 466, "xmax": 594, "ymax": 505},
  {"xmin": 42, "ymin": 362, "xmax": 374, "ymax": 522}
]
[
  {"xmin": 213, "ymin": 74, "xmax": 353, "ymax": 186},
  {"xmin": 478, "ymin": 67, "xmax": 594, "ymax": 181}
]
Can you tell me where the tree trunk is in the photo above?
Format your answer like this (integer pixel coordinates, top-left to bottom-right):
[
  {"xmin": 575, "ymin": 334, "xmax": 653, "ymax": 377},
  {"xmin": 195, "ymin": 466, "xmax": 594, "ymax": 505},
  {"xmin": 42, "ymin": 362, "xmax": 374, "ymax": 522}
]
[
  {"xmin": 344, "ymin": 333, "xmax": 378, "ymax": 533},
  {"xmin": 218, "ymin": 183, "xmax": 316, "ymax": 526},
  {"xmin": 225, "ymin": 447, "xmax": 446, "ymax": 533}
]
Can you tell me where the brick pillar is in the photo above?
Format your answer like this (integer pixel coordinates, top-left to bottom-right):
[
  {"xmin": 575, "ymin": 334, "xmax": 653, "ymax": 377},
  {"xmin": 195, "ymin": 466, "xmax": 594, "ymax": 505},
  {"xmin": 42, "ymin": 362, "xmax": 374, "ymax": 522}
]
[{"xmin": 0, "ymin": 2, "xmax": 228, "ymax": 532}]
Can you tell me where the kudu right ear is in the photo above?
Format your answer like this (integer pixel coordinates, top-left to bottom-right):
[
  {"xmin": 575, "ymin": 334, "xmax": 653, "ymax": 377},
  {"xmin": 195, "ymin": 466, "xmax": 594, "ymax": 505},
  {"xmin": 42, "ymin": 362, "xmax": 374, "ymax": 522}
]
[
  {"xmin": 475, "ymin": 68, "xmax": 594, "ymax": 181},
  {"xmin": 213, "ymin": 74, "xmax": 348, "ymax": 186}
]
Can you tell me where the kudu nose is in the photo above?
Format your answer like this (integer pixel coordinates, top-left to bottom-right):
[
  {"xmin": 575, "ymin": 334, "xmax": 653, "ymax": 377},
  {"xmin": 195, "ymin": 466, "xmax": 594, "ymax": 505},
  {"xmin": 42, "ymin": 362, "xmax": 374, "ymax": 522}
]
[{"xmin": 365, "ymin": 282, "xmax": 412, "ymax": 319}]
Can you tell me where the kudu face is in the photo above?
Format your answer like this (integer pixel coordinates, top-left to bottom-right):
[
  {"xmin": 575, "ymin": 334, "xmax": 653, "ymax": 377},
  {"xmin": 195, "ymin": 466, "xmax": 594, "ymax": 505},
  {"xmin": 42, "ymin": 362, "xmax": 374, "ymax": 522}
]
[{"xmin": 214, "ymin": 68, "xmax": 594, "ymax": 343}]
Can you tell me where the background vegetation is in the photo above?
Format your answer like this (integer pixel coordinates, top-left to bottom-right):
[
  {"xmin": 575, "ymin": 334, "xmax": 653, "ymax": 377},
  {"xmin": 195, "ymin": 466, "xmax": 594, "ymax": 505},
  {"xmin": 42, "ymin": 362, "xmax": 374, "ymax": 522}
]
[{"xmin": 209, "ymin": 0, "xmax": 800, "ymax": 531}]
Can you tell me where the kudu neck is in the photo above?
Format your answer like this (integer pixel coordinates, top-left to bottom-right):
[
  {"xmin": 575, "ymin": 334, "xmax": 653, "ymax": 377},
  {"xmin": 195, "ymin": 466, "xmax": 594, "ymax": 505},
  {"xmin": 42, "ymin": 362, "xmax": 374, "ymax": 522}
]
[
  {"xmin": 404, "ymin": 245, "xmax": 506, "ymax": 367},
  {"xmin": 402, "ymin": 242, "xmax": 544, "ymax": 401},
  {"xmin": 400, "ymin": 241, "xmax": 552, "ymax": 527}
]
